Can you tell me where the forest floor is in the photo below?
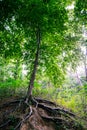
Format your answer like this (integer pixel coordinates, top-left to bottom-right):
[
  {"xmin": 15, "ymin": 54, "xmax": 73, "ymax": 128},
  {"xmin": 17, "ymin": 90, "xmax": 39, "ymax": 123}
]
[{"xmin": 0, "ymin": 96, "xmax": 86, "ymax": 130}]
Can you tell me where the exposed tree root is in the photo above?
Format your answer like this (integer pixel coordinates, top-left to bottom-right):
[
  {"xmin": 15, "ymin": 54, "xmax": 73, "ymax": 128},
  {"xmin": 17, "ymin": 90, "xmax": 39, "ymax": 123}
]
[
  {"xmin": 0, "ymin": 119, "xmax": 11, "ymax": 128},
  {"xmin": 14, "ymin": 106, "xmax": 33, "ymax": 130},
  {"xmin": 38, "ymin": 103, "xmax": 76, "ymax": 117},
  {"xmin": 35, "ymin": 98, "xmax": 57, "ymax": 106},
  {"xmin": 40, "ymin": 115, "xmax": 67, "ymax": 124},
  {"xmin": 0, "ymin": 97, "xmax": 86, "ymax": 130},
  {"xmin": 0, "ymin": 98, "xmax": 24, "ymax": 109}
]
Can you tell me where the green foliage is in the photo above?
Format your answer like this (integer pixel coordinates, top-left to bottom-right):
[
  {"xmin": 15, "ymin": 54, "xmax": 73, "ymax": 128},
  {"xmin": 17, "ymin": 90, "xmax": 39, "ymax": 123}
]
[
  {"xmin": 0, "ymin": 0, "xmax": 69, "ymax": 86},
  {"xmin": 83, "ymin": 84, "xmax": 87, "ymax": 95},
  {"xmin": 75, "ymin": 0, "xmax": 87, "ymax": 25},
  {"xmin": 0, "ymin": 0, "xmax": 82, "ymax": 88},
  {"xmin": 0, "ymin": 22, "xmax": 24, "ymax": 58},
  {"xmin": 0, "ymin": 78, "xmax": 27, "ymax": 97}
]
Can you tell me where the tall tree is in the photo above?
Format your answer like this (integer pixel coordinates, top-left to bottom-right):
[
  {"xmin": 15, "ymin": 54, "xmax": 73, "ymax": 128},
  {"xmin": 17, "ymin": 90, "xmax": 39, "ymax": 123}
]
[
  {"xmin": 0, "ymin": 0, "xmax": 78, "ymax": 100},
  {"xmin": 16, "ymin": 0, "xmax": 68, "ymax": 99}
]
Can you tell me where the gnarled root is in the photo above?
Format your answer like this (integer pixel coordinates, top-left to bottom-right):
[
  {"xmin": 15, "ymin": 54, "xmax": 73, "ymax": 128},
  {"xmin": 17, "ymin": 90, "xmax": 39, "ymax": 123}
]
[{"xmin": 0, "ymin": 97, "xmax": 85, "ymax": 130}]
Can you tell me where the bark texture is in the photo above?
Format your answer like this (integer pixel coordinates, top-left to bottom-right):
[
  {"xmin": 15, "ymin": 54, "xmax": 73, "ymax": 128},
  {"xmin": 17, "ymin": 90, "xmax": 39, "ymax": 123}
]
[{"xmin": 27, "ymin": 27, "xmax": 41, "ymax": 99}]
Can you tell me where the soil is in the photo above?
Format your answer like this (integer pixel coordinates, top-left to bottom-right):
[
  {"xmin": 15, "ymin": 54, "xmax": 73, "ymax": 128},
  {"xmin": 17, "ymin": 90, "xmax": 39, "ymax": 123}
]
[{"xmin": 0, "ymin": 96, "xmax": 86, "ymax": 130}]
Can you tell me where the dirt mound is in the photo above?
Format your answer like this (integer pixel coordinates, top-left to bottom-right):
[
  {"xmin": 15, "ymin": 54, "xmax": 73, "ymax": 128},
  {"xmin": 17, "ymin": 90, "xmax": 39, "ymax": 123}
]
[
  {"xmin": 21, "ymin": 107, "xmax": 55, "ymax": 130},
  {"xmin": 0, "ymin": 97, "xmax": 85, "ymax": 130}
]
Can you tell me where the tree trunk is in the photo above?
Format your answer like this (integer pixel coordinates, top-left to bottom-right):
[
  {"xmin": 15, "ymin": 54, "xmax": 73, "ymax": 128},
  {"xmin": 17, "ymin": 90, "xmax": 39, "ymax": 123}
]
[{"xmin": 26, "ymin": 27, "xmax": 41, "ymax": 100}]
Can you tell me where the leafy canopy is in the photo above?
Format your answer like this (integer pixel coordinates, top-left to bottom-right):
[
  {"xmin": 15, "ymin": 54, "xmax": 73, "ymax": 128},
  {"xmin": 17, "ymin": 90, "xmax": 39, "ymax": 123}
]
[{"xmin": 0, "ymin": 0, "xmax": 79, "ymax": 86}]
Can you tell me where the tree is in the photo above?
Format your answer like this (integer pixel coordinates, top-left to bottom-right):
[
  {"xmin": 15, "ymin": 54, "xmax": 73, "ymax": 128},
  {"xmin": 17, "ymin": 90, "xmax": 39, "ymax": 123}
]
[
  {"xmin": 0, "ymin": 1, "xmax": 86, "ymax": 129},
  {"xmin": 0, "ymin": 0, "xmax": 68, "ymax": 98},
  {"xmin": 0, "ymin": 0, "xmax": 80, "ymax": 100}
]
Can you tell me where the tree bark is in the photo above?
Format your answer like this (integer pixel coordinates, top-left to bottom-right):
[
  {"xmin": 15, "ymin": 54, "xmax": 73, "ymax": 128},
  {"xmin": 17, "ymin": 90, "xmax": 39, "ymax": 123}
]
[{"xmin": 26, "ymin": 27, "xmax": 41, "ymax": 99}]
